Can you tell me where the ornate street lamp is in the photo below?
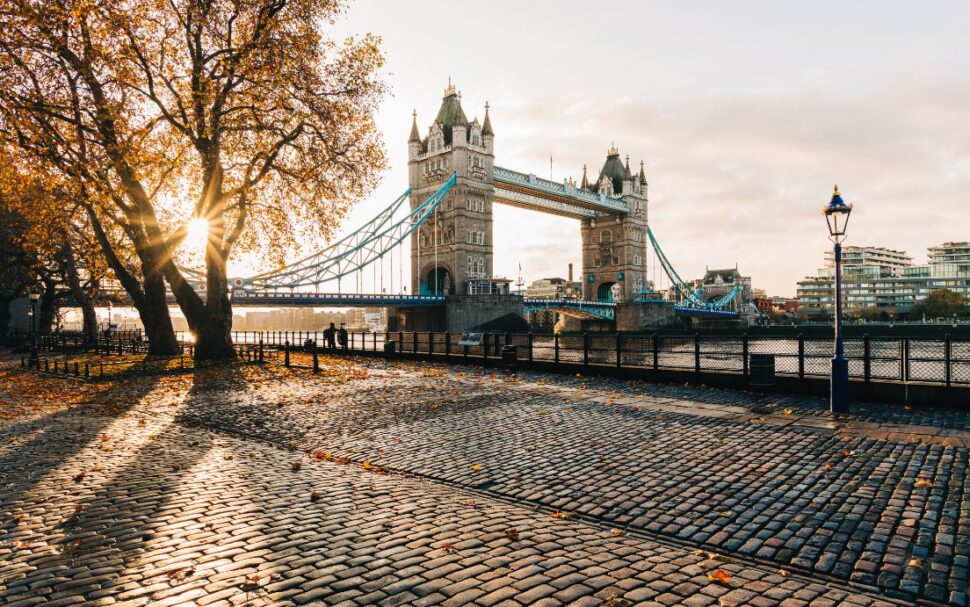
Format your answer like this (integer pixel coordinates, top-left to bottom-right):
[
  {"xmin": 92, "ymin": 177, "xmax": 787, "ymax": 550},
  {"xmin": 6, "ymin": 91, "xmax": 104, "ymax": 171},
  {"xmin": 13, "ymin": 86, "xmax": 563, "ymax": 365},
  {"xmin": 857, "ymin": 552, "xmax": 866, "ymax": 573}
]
[
  {"xmin": 28, "ymin": 287, "xmax": 40, "ymax": 368},
  {"xmin": 822, "ymin": 185, "xmax": 853, "ymax": 413}
]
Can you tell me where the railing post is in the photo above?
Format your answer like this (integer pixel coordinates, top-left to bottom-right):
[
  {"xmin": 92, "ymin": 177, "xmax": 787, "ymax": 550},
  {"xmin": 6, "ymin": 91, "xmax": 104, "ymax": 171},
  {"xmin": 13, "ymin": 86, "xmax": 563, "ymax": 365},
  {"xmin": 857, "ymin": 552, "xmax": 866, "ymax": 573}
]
[
  {"xmin": 554, "ymin": 334, "xmax": 560, "ymax": 368},
  {"xmin": 798, "ymin": 333, "xmax": 805, "ymax": 379},
  {"xmin": 903, "ymin": 337, "xmax": 911, "ymax": 382},
  {"xmin": 694, "ymin": 333, "xmax": 701, "ymax": 376},
  {"xmin": 528, "ymin": 332, "xmax": 534, "ymax": 363},
  {"xmin": 284, "ymin": 340, "xmax": 290, "ymax": 367},
  {"xmin": 863, "ymin": 334, "xmax": 871, "ymax": 389},
  {"xmin": 259, "ymin": 340, "xmax": 264, "ymax": 363},
  {"xmin": 428, "ymin": 331, "xmax": 434, "ymax": 357},
  {"xmin": 616, "ymin": 333, "xmax": 623, "ymax": 369},
  {"xmin": 653, "ymin": 333, "xmax": 660, "ymax": 370},
  {"xmin": 74, "ymin": 362, "xmax": 79, "ymax": 377},
  {"xmin": 312, "ymin": 342, "xmax": 320, "ymax": 373},
  {"xmin": 413, "ymin": 331, "xmax": 418, "ymax": 354},
  {"xmin": 944, "ymin": 333, "xmax": 952, "ymax": 389},
  {"xmin": 444, "ymin": 331, "xmax": 451, "ymax": 359},
  {"xmin": 742, "ymin": 333, "xmax": 749, "ymax": 385},
  {"xmin": 583, "ymin": 332, "xmax": 589, "ymax": 374},
  {"xmin": 84, "ymin": 363, "xmax": 90, "ymax": 379},
  {"xmin": 483, "ymin": 333, "xmax": 489, "ymax": 360}
]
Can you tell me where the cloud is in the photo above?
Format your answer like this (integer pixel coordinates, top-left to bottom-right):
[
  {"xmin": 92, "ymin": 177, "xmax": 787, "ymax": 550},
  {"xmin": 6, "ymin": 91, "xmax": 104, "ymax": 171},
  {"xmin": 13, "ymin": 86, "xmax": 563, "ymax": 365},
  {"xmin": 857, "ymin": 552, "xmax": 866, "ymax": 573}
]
[{"xmin": 491, "ymin": 62, "xmax": 970, "ymax": 295}]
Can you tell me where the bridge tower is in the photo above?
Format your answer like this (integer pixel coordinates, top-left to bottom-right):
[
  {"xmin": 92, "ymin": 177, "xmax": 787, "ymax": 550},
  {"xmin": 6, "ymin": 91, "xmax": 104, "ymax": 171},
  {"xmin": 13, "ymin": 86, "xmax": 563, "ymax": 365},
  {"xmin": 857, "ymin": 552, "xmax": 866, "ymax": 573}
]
[
  {"xmin": 580, "ymin": 145, "xmax": 649, "ymax": 302},
  {"xmin": 408, "ymin": 81, "xmax": 495, "ymax": 296}
]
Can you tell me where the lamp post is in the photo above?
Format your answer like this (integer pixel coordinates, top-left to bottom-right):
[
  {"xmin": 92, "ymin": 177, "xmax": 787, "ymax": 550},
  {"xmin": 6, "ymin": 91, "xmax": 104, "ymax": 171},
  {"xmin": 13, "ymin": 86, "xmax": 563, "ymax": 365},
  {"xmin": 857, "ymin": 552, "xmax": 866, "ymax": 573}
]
[
  {"xmin": 822, "ymin": 185, "xmax": 853, "ymax": 413},
  {"xmin": 28, "ymin": 288, "xmax": 40, "ymax": 368}
]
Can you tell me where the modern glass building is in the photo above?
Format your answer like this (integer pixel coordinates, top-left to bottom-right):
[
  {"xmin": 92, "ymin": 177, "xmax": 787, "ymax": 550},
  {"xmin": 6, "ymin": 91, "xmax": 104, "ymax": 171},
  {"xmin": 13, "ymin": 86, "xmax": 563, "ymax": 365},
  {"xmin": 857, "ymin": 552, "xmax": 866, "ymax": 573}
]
[{"xmin": 797, "ymin": 242, "xmax": 970, "ymax": 314}]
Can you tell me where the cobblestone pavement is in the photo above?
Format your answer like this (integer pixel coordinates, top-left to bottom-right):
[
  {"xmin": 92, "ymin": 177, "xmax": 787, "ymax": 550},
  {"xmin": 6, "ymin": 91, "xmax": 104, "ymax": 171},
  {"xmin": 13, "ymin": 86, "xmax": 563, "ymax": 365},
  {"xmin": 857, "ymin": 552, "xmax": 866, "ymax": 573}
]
[{"xmin": 0, "ymin": 354, "xmax": 965, "ymax": 606}]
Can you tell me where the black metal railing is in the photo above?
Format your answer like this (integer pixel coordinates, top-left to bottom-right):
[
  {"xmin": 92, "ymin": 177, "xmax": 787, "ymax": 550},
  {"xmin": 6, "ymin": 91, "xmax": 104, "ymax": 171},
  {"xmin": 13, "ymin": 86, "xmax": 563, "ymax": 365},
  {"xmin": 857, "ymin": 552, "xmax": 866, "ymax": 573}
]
[
  {"xmin": 364, "ymin": 331, "xmax": 970, "ymax": 388},
  {"xmin": 14, "ymin": 328, "xmax": 970, "ymax": 389}
]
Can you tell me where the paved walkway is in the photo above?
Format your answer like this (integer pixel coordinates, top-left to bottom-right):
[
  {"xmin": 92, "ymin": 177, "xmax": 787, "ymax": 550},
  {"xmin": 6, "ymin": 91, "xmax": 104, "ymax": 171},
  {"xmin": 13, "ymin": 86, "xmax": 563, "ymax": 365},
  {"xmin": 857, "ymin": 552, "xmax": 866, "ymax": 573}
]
[{"xmin": 0, "ymin": 354, "xmax": 966, "ymax": 606}]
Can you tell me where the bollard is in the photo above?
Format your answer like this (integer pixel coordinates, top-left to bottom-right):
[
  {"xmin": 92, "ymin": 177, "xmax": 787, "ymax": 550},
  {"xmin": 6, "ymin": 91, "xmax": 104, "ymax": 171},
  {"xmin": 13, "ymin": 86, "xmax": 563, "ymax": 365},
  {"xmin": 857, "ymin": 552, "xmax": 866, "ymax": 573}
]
[
  {"xmin": 84, "ymin": 363, "xmax": 90, "ymax": 379},
  {"xmin": 312, "ymin": 342, "xmax": 320, "ymax": 373},
  {"xmin": 259, "ymin": 340, "xmax": 264, "ymax": 363},
  {"xmin": 284, "ymin": 340, "xmax": 290, "ymax": 367},
  {"xmin": 74, "ymin": 362, "xmax": 79, "ymax": 377}
]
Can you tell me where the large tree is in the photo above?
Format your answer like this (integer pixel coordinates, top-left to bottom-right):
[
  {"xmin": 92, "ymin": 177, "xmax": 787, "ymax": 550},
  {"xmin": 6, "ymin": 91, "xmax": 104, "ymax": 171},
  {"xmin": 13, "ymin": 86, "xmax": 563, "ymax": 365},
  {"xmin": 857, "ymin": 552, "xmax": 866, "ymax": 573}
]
[{"xmin": 0, "ymin": 0, "xmax": 386, "ymax": 359}]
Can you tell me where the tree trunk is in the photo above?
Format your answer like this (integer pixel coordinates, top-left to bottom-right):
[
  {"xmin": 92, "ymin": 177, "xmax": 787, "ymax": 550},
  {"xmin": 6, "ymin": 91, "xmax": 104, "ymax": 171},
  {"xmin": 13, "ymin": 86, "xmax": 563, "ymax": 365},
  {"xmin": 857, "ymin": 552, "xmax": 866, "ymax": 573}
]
[
  {"xmin": 138, "ymin": 272, "xmax": 180, "ymax": 356},
  {"xmin": 38, "ymin": 289, "xmax": 57, "ymax": 336},
  {"xmin": 84, "ymin": 206, "xmax": 180, "ymax": 355},
  {"xmin": 191, "ymin": 251, "xmax": 236, "ymax": 361},
  {"xmin": 0, "ymin": 295, "xmax": 12, "ymax": 338},
  {"xmin": 61, "ymin": 241, "xmax": 99, "ymax": 345}
]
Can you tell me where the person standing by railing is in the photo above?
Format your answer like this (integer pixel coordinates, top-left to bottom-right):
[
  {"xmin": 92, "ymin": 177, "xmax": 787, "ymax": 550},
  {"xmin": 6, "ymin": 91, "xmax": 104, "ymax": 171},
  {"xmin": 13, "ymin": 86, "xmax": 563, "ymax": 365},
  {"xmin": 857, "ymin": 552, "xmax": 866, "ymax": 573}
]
[{"xmin": 338, "ymin": 324, "xmax": 348, "ymax": 351}]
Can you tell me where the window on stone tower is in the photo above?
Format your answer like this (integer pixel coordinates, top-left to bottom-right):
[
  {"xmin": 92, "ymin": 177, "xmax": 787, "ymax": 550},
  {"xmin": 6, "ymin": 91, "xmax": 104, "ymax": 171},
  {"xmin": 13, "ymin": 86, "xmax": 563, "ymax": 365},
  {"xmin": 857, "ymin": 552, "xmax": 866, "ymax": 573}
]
[
  {"xmin": 600, "ymin": 231, "xmax": 612, "ymax": 244},
  {"xmin": 471, "ymin": 134, "xmax": 480, "ymax": 145}
]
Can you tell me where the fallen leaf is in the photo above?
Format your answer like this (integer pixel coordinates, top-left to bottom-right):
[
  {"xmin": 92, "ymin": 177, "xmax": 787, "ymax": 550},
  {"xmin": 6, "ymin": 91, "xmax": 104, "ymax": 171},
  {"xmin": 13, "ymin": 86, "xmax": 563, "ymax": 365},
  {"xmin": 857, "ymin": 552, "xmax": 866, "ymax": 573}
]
[
  {"xmin": 471, "ymin": 464, "xmax": 482, "ymax": 472},
  {"xmin": 778, "ymin": 568, "xmax": 790, "ymax": 577},
  {"xmin": 549, "ymin": 511, "xmax": 573, "ymax": 519},
  {"xmin": 914, "ymin": 479, "xmax": 933, "ymax": 488},
  {"xmin": 783, "ymin": 408, "xmax": 793, "ymax": 415},
  {"xmin": 610, "ymin": 528, "xmax": 624, "ymax": 537},
  {"xmin": 823, "ymin": 463, "xmax": 833, "ymax": 472},
  {"xmin": 310, "ymin": 491, "xmax": 321, "ymax": 502},
  {"xmin": 72, "ymin": 471, "xmax": 86, "ymax": 482},
  {"xmin": 440, "ymin": 542, "xmax": 455, "ymax": 553},
  {"xmin": 707, "ymin": 569, "xmax": 732, "ymax": 584},
  {"xmin": 505, "ymin": 529, "xmax": 520, "ymax": 540},
  {"xmin": 290, "ymin": 461, "xmax": 302, "ymax": 471},
  {"xmin": 908, "ymin": 558, "xmax": 923, "ymax": 570}
]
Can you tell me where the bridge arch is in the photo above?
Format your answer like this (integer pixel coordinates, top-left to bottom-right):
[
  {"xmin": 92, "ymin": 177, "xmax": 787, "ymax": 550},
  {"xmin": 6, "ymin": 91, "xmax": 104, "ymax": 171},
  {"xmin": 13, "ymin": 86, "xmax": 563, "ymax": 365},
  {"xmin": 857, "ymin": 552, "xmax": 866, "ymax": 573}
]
[
  {"xmin": 420, "ymin": 263, "xmax": 455, "ymax": 296},
  {"xmin": 596, "ymin": 281, "xmax": 617, "ymax": 302}
]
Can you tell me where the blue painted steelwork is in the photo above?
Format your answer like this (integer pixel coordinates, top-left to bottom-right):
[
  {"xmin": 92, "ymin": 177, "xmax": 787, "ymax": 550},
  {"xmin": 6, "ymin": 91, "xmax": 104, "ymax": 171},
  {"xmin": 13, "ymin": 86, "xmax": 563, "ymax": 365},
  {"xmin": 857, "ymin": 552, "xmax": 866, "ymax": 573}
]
[
  {"xmin": 524, "ymin": 298, "xmax": 616, "ymax": 321},
  {"xmin": 232, "ymin": 173, "xmax": 457, "ymax": 291},
  {"xmin": 645, "ymin": 225, "xmax": 741, "ymax": 319},
  {"xmin": 493, "ymin": 166, "xmax": 629, "ymax": 218},
  {"xmin": 231, "ymin": 291, "xmax": 445, "ymax": 307}
]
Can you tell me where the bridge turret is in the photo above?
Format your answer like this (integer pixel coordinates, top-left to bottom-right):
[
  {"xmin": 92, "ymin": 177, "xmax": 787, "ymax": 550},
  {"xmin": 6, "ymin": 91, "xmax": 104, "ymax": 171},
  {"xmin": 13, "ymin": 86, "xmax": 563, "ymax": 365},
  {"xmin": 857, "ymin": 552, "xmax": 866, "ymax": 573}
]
[
  {"xmin": 407, "ymin": 110, "xmax": 421, "ymax": 160},
  {"xmin": 482, "ymin": 102, "xmax": 494, "ymax": 155}
]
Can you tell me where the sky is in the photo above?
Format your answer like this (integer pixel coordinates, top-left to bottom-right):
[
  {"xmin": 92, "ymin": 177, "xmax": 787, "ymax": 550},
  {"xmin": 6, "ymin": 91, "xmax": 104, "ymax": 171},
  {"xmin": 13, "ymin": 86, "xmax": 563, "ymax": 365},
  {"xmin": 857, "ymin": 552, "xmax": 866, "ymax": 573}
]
[{"xmin": 307, "ymin": 0, "xmax": 970, "ymax": 297}]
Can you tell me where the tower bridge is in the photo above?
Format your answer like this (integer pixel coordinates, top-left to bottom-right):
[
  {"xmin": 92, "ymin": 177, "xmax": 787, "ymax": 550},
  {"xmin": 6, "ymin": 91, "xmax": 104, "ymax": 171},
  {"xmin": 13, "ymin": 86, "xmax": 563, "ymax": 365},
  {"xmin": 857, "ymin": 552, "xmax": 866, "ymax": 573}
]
[{"xmin": 203, "ymin": 81, "xmax": 749, "ymax": 331}]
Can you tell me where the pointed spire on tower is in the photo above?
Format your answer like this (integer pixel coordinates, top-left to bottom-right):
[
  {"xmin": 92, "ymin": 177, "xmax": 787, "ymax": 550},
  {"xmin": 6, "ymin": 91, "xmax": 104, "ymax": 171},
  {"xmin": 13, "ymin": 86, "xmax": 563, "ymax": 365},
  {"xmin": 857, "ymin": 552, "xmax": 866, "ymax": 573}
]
[
  {"xmin": 444, "ymin": 77, "xmax": 456, "ymax": 97},
  {"xmin": 639, "ymin": 160, "xmax": 648, "ymax": 185},
  {"xmin": 580, "ymin": 164, "xmax": 590, "ymax": 189},
  {"xmin": 481, "ymin": 101, "xmax": 493, "ymax": 137},
  {"xmin": 408, "ymin": 110, "xmax": 421, "ymax": 143},
  {"xmin": 624, "ymin": 154, "xmax": 633, "ymax": 179}
]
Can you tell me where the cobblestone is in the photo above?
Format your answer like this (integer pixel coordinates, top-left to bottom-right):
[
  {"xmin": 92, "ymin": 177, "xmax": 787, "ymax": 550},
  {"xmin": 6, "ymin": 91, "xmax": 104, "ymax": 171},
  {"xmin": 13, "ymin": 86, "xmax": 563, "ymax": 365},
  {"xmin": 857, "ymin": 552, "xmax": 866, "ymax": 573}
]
[{"xmin": 0, "ymin": 354, "xmax": 953, "ymax": 605}]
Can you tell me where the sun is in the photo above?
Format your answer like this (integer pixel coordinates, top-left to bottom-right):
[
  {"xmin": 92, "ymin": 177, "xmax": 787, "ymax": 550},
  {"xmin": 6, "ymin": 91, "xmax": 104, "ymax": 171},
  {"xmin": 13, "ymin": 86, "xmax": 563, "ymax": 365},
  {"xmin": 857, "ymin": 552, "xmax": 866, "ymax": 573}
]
[{"xmin": 183, "ymin": 217, "xmax": 210, "ymax": 252}]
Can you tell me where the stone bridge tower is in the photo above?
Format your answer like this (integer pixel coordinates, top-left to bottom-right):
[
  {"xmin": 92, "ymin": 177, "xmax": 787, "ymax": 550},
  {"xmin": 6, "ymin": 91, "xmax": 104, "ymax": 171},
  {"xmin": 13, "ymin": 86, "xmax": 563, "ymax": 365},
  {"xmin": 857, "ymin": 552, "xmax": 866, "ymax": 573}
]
[
  {"xmin": 580, "ymin": 144, "xmax": 649, "ymax": 302},
  {"xmin": 407, "ymin": 81, "xmax": 495, "ymax": 296}
]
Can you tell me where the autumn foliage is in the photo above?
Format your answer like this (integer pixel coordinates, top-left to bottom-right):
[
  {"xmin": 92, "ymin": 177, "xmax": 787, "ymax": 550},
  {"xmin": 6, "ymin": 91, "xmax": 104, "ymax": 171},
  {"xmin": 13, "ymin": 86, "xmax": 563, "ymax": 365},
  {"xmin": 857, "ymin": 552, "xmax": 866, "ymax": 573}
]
[{"xmin": 0, "ymin": 0, "xmax": 386, "ymax": 358}]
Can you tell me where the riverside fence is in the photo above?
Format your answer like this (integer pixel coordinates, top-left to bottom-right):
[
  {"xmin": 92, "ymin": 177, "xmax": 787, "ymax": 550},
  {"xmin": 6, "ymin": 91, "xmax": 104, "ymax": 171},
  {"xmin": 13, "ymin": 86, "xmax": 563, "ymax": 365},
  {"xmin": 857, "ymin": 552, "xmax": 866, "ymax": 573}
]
[
  {"xmin": 188, "ymin": 330, "xmax": 970, "ymax": 389},
  {"xmin": 9, "ymin": 328, "xmax": 969, "ymax": 403}
]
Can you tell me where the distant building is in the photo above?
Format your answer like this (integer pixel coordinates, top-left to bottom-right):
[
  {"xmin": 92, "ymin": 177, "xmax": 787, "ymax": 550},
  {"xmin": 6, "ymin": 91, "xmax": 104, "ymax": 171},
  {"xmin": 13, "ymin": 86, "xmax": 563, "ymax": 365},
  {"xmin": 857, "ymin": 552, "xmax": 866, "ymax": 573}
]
[
  {"xmin": 797, "ymin": 242, "xmax": 970, "ymax": 314},
  {"xmin": 524, "ymin": 277, "xmax": 582, "ymax": 300}
]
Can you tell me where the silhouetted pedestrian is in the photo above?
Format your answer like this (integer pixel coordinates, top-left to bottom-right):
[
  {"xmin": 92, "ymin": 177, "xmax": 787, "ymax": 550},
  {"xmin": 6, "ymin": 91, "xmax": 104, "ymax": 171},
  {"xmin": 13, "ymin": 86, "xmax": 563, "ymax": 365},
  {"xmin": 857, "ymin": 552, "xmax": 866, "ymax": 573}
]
[
  {"xmin": 324, "ymin": 322, "xmax": 337, "ymax": 350},
  {"xmin": 338, "ymin": 324, "xmax": 348, "ymax": 350}
]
